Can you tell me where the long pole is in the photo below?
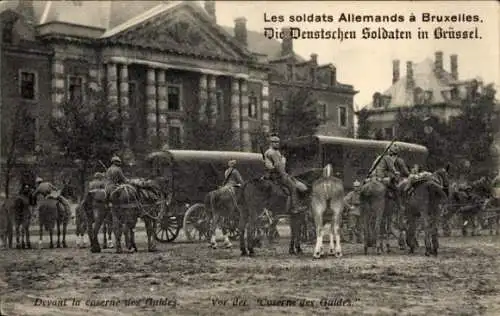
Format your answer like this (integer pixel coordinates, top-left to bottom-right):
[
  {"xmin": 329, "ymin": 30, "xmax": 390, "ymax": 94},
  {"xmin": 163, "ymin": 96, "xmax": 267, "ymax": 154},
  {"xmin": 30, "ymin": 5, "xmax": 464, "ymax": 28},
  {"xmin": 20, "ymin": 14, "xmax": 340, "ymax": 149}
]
[{"xmin": 0, "ymin": 23, "xmax": 4, "ymax": 194}]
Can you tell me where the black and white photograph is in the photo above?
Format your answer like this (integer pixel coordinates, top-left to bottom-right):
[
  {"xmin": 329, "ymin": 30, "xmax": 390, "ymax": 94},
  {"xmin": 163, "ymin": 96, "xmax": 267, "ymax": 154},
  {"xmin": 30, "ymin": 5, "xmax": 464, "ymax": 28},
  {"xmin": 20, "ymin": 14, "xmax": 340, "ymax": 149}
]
[{"xmin": 0, "ymin": 0, "xmax": 499, "ymax": 315}]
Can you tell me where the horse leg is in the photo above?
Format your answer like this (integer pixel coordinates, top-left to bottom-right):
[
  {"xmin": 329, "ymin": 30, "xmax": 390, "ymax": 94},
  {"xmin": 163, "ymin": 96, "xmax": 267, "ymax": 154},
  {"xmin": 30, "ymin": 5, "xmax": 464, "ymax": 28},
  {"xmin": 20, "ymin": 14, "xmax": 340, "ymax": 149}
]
[
  {"xmin": 311, "ymin": 196, "xmax": 325, "ymax": 259},
  {"xmin": 49, "ymin": 227, "xmax": 54, "ymax": 249},
  {"xmin": 145, "ymin": 218, "xmax": 157, "ymax": 252},
  {"xmin": 62, "ymin": 220, "xmax": 67, "ymax": 248},
  {"xmin": 406, "ymin": 212, "xmax": 417, "ymax": 254},
  {"xmin": 247, "ymin": 207, "xmax": 257, "ymax": 257},
  {"xmin": 430, "ymin": 210, "xmax": 439, "ymax": 256},
  {"xmin": 112, "ymin": 210, "xmax": 123, "ymax": 254},
  {"xmin": 92, "ymin": 206, "xmax": 106, "ymax": 253},
  {"xmin": 39, "ymin": 222, "xmax": 43, "ymax": 249},
  {"xmin": 289, "ymin": 213, "xmax": 297, "ymax": 255},
  {"xmin": 294, "ymin": 213, "xmax": 303, "ymax": 254},
  {"xmin": 56, "ymin": 220, "xmax": 61, "ymax": 248},
  {"xmin": 209, "ymin": 212, "xmax": 219, "ymax": 249},
  {"xmin": 24, "ymin": 219, "xmax": 31, "ymax": 249},
  {"xmin": 374, "ymin": 207, "xmax": 384, "ymax": 255},
  {"xmin": 239, "ymin": 208, "xmax": 248, "ymax": 256},
  {"xmin": 15, "ymin": 224, "xmax": 21, "ymax": 249},
  {"xmin": 422, "ymin": 211, "xmax": 432, "ymax": 256},
  {"xmin": 221, "ymin": 226, "xmax": 233, "ymax": 249},
  {"xmin": 331, "ymin": 201, "xmax": 343, "ymax": 258}
]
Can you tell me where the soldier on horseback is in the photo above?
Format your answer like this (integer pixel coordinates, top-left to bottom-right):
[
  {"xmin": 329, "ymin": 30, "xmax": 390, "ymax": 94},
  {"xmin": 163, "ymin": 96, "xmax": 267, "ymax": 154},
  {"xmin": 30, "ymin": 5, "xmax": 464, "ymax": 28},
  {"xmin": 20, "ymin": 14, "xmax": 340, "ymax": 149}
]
[
  {"xmin": 223, "ymin": 159, "xmax": 244, "ymax": 187},
  {"xmin": 106, "ymin": 156, "xmax": 128, "ymax": 185},
  {"xmin": 33, "ymin": 177, "xmax": 72, "ymax": 214},
  {"xmin": 264, "ymin": 134, "xmax": 305, "ymax": 214}
]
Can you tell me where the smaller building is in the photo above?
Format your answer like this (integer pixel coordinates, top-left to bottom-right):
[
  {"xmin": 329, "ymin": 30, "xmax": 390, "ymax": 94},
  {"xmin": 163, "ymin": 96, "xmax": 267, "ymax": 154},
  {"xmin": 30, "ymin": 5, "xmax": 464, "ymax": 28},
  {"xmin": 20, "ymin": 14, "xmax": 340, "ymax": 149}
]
[{"xmin": 359, "ymin": 51, "xmax": 486, "ymax": 139}]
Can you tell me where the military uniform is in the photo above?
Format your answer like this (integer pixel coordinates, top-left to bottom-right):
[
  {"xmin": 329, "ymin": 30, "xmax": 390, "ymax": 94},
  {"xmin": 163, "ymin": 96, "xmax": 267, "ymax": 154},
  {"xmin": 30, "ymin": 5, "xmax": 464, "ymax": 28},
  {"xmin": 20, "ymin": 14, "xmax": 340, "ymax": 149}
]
[
  {"xmin": 344, "ymin": 181, "xmax": 362, "ymax": 243},
  {"xmin": 224, "ymin": 167, "xmax": 244, "ymax": 186},
  {"xmin": 33, "ymin": 178, "xmax": 72, "ymax": 215},
  {"xmin": 264, "ymin": 136, "xmax": 301, "ymax": 214}
]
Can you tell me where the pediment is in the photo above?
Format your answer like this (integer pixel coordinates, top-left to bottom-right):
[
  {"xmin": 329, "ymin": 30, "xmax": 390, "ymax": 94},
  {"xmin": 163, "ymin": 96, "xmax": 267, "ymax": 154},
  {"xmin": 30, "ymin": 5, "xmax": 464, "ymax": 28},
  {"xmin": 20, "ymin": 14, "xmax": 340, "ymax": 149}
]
[{"xmin": 103, "ymin": 3, "xmax": 253, "ymax": 62}]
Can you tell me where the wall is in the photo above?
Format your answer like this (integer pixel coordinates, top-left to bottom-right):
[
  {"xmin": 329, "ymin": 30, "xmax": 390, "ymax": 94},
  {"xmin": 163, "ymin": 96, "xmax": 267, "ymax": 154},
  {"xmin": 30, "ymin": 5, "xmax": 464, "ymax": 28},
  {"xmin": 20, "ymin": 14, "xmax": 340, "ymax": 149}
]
[{"xmin": 269, "ymin": 82, "xmax": 355, "ymax": 137}]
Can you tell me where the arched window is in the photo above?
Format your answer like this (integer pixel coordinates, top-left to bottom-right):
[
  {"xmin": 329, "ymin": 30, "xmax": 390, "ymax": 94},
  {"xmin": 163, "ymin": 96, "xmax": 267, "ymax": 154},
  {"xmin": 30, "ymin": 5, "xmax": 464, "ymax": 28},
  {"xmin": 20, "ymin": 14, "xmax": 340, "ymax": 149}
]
[{"xmin": 2, "ymin": 21, "xmax": 14, "ymax": 44}]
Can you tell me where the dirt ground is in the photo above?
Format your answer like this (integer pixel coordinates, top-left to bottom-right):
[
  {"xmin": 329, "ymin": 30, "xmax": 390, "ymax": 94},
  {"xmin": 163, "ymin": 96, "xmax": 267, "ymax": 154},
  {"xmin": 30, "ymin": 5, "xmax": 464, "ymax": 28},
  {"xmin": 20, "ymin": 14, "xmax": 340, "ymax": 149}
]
[{"xmin": 1, "ymin": 226, "xmax": 499, "ymax": 316}]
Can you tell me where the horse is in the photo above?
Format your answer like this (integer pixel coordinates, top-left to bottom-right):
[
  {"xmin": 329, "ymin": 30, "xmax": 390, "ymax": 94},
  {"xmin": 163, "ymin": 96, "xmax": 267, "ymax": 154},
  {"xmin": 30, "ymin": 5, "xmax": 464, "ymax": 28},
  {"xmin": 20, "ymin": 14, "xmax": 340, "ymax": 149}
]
[
  {"xmin": 206, "ymin": 185, "xmax": 240, "ymax": 249},
  {"xmin": 360, "ymin": 177, "xmax": 388, "ymax": 255},
  {"xmin": 108, "ymin": 181, "xmax": 164, "ymax": 253},
  {"xmin": 405, "ymin": 167, "xmax": 449, "ymax": 256},
  {"xmin": 238, "ymin": 175, "xmax": 304, "ymax": 257},
  {"xmin": 78, "ymin": 187, "xmax": 113, "ymax": 251},
  {"xmin": 1, "ymin": 185, "xmax": 36, "ymax": 249},
  {"xmin": 37, "ymin": 196, "xmax": 70, "ymax": 248},
  {"xmin": 310, "ymin": 164, "xmax": 345, "ymax": 259}
]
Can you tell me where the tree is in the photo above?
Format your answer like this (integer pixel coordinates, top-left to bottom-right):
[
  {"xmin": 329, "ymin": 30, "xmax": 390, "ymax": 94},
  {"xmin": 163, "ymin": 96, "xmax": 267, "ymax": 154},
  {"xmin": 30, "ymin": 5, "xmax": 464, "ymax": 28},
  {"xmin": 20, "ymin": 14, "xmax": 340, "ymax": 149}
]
[
  {"xmin": 273, "ymin": 88, "xmax": 320, "ymax": 141},
  {"xmin": 49, "ymin": 94, "xmax": 123, "ymax": 193},
  {"xmin": 183, "ymin": 108, "xmax": 234, "ymax": 150},
  {"xmin": 356, "ymin": 108, "xmax": 373, "ymax": 139},
  {"xmin": 2, "ymin": 106, "xmax": 35, "ymax": 198}
]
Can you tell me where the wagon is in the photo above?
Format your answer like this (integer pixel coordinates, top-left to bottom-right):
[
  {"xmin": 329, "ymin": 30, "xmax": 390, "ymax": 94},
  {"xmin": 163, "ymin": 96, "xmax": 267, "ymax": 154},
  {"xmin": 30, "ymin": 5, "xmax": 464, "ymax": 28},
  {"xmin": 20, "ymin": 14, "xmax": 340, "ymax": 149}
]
[{"xmin": 144, "ymin": 149, "xmax": 265, "ymax": 243}]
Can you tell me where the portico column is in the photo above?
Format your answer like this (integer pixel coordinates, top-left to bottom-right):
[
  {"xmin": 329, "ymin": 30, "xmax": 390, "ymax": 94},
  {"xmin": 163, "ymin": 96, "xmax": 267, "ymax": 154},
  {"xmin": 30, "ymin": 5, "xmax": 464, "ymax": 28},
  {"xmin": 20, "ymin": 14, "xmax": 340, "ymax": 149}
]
[
  {"xmin": 157, "ymin": 69, "xmax": 168, "ymax": 144},
  {"xmin": 261, "ymin": 81, "xmax": 270, "ymax": 133},
  {"xmin": 51, "ymin": 56, "xmax": 65, "ymax": 117},
  {"xmin": 106, "ymin": 63, "xmax": 119, "ymax": 120},
  {"xmin": 198, "ymin": 74, "xmax": 208, "ymax": 122},
  {"xmin": 146, "ymin": 68, "xmax": 158, "ymax": 148},
  {"xmin": 208, "ymin": 75, "xmax": 217, "ymax": 126},
  {"xmin": 230, "ymin": 77, "xmax": 241, "ymax": 150},
  {"xmin": 240, "ymin": 79, "xmax": 252, "ymax": 152},
  {"xmin": 119, "ymin": 64, "xmax": 130, "ymax": 148}
]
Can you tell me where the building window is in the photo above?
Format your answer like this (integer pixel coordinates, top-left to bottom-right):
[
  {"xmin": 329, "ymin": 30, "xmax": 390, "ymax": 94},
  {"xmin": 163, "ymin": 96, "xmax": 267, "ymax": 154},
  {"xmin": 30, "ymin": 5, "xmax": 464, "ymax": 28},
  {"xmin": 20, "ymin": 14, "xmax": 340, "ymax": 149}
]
[
  {"xmin": 248, "ymin": 92, "xmax": 258, "ymax": 118},
  {"xmin": 424, "ymin": 90, "xmax": 433, "ymax": 104},
  {"xmin": 384, "ymin": 127, "xmax": 395, "ymax": 139},
  {"xmin": 168, "ymin": 126, "xmax": 181, "ymax": 148},
  {"xmin": 216, "ymin": 90, "xmax": 224, "ymax": 117},
  {"xmin": 273, "ymin": 98, "xmax": 284, "ymax": 113},
  {"xmin": 68, "ymin": 75, "xmax": 84, "ymax": 103},
  {"xmin": 338, "ymin": 106, "xmax": 347, "ymax": 127},
  {"xmin": 167, "ymin": 85, "xmax": 181, "ymax": 111},
  {"xmin": 2, "ymin": 21, "xmax": 14, "ymax": 44},
  {"xmin": 372, "ymin": 92, "xmax": 381, "ymax": 108},
  {"xmin": 317, "ymin": 103, "xmax": 327, "ymax": 121},
  {"xmin": 286, "ymin": 64, "xmax": 293, "ymax": 81},
  {"xmin": 19, "ymin": 71, "xmax": 37, "ymax": 100},
  {"xmin": 414, "ymin": 87, "xmax": 424, "ymax": 104}
]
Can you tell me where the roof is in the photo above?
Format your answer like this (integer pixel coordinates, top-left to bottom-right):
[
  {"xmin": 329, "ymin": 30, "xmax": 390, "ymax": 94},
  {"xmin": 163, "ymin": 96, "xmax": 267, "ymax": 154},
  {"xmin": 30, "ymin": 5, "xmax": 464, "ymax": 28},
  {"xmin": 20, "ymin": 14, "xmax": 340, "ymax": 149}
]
[
  {"xmin": 220, "ymin": 25, "xmax": 305, "ymax": 62},
  {"xmin": 364, "ymin": 57, "xmax": 461, "ymax": 109},
  {"xmin": 283, "ymin": 135, "xmax": 428, "ymax": 153}
]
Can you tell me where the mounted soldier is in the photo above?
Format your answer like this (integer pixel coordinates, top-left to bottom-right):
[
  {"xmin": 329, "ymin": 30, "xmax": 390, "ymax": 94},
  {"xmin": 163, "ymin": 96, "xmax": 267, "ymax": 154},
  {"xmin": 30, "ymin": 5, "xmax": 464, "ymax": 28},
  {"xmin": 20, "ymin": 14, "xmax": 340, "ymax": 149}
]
[
  {"xmin": 264, "ymin": 134, "xmax": 307, "ymax": 214},
  {"xmin": 223, "ymin": 159, "xmax": 244, "ymax": 187},
  {"xmin": 33, "ymin": 177, "xmax": 72, "ymax": 214},
  {"xmin": 106, "ymin": 156, "xmax": 128, "ymax": 186}
]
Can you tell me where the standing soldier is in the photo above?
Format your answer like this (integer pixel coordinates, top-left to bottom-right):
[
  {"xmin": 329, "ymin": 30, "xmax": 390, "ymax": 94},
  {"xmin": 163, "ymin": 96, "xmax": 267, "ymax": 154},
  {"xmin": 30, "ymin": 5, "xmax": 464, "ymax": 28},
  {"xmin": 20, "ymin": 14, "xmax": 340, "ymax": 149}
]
[
  {"xmin": 264, "ymin": 134, "xmax": 305, "ymax": 214},
  {"xmin": 223, "ymin": 159, "xmax": 244, "ymax": 187},
  {"xmin": 33, "ymin": 177, "xmax": 72, "ymax": 215},
  {"xmin": 344, "ymin": 180, "xmax": 362, "ymax": 243}
]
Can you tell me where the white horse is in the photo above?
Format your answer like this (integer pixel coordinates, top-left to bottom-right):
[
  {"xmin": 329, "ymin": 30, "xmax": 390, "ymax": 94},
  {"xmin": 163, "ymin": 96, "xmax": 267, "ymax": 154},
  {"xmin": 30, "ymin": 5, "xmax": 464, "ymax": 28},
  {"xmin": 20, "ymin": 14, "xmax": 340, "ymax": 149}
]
[{"xmin": 310, "ymin": 164, "xmax": 345, "ymax": 259}]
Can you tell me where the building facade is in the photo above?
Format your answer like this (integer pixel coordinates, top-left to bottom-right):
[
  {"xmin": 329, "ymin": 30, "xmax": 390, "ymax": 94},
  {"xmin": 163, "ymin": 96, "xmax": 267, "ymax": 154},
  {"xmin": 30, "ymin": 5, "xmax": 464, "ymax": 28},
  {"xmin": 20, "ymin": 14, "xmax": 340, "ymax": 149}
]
[
  {"xmin": 359, "ymin": 51, "xmax": 486, "ymax": 139},
  {"xmin": 0, "ymin": 0, "xmax": 357, "ymax": 162}
]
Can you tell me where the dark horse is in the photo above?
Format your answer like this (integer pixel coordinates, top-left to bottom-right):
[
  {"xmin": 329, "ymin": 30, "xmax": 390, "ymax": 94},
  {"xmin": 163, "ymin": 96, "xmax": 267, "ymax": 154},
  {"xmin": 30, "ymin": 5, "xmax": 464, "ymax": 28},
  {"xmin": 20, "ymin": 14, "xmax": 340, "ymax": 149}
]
[
  {"xmin": 1, "ymin": 185, "xmax": 36, "ymax": 249},
  {"xmin": 360, "ymin": 178, "xmax": 388, "ymax": 255},
  {"xmin": 238, "ymin": 176, "xmax": 307, "ymax": 257},
  {"xmin": 37, "ymin": 194, "xmax": 70, "ymax": 249},
  {"xmin": 405, "ymin": 167, "xmax": 449, "ymax": 256}
]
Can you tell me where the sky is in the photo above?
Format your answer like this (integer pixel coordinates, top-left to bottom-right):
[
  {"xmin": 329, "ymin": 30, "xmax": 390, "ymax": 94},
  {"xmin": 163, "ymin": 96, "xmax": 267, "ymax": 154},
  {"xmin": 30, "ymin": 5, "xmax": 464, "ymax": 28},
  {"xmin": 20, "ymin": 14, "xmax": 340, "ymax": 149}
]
[{"xmin": 212, "ymin": 0, "xmax": 499, "ymax": 109}]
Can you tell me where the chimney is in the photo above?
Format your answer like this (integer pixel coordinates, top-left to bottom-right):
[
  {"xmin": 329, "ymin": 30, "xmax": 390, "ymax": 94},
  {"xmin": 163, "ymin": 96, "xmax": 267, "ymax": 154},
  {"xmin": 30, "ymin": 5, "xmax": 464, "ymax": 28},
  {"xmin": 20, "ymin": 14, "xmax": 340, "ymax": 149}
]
[
  {"xmin": 392, "ymin": 59, "xmax": 400, "ymax": 84},
  {"xmin": 310, "ymin": 53, "xmax": 318, "ymax": 65},
  {"xmin": 434, "ymin": 51, "xmax": 443, "ymax": 74},
  {"xmin": 234, "ymin": 17, "xmax": 247, "ymax": 46},
  {"xmin": 330, "ymin": 66, "xmax": 337, "ymax": 86},
  {"xmin": 450, "ymin": 54, "xmax": 458, "ymax": 80},
  {"xmin": 16, "ymin": 0, "xmax": 35, "ymax": 25},
  {"xmin": 281, "ymin": 27, "xmax": 293, "ymax": 56},
  {"xmin": 204, "ymin": 1, "xmax": 216, "ymax": 23},
  {"xmin": 406, "ymin": 61, "xmax": 414, "ymax": 90}
]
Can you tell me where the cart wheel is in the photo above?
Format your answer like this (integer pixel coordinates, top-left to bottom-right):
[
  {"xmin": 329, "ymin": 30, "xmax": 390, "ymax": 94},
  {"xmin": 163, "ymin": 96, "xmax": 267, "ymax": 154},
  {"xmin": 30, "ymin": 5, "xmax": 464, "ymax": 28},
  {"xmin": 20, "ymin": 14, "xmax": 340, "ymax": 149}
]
[
  {"xmin": 155, "ymin": 214, "xmax": 181, "ymax": 243},
  {"xmin": 183, "ymin": 203, "xmax": 210, "ymax": 242}
]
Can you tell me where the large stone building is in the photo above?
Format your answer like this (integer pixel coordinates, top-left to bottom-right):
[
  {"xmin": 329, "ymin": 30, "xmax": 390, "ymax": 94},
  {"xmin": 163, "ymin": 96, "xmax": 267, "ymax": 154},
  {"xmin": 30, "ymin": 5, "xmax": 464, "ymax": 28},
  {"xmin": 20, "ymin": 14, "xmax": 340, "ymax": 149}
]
[
  {"xmin": 0, "ymin": 0, "xmax": 357, "ymax": 164},
  {"xmin": 360, "ymin": 51, "xmax": 486, "ymax": 139}
]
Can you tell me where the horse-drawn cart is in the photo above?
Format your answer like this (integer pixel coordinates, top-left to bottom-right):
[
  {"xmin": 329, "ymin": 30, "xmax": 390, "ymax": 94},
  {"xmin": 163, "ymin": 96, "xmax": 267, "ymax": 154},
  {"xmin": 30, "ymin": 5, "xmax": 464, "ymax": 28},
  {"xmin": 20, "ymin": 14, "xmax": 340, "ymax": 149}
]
[{"xmin": 144, "ymin": 150, "xmax": 265, "ymax": 243}]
